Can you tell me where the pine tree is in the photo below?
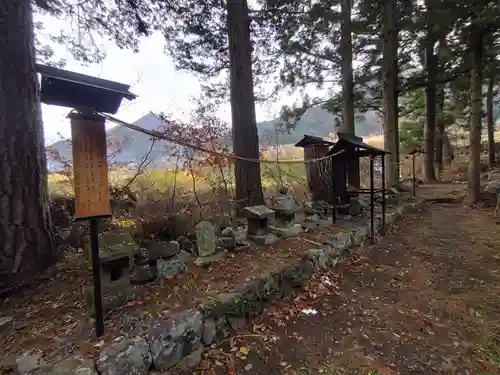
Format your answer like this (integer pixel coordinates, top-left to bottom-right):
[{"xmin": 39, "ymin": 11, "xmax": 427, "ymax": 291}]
[
  {"xmin": 0, "ymin": 0, "xmax": 169, "ymax": 277},
  {"xmin": 0, "ymin": 0, "xmax": 56, "ymax": 276}
]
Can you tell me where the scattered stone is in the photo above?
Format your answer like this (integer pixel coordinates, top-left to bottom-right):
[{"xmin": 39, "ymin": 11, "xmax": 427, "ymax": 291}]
[
  {"xmin": 312, "ymin": 200, "xmax": 333, "ymax": 213},
  {"xmin": 221, "ymin": 226, "xmax": 235, "ymax": 238},
  {"xmin": 214, "ymin": 216, "xmax": 231, "ymax": 236},
  {"xmin": 148, "ymin": 240, "xmax": 180, "ymax": 261},
  {"xmin": 202, "ymin": 319, "xmax": 216, "ymax": 345},
  {"xmin": 358, "ymin": 196, "xmax": 371, "ymax": 209},
  {"xmin": 248, "ymin": 233, "xmax": 279, "ymax": 246},
  {"xmin": 157, "ymin": 259, "xmax": 183, "ymax": 279},
  {"xmin": 177, "ymin": 250, "xmax": 192, "ymax": 264},
  {"xmin": 233, "ymin": 240, "xmax": 251, "ymax": 252},
  {"xmin": 220, "ymin": 226, "xmax": 236, "ymax": 250},
  {"xmin": 176, "ymin": 347, "xmax": 203, "ymax": 372},
  {"xmin": 220, "ymin": 236, "xmax": 236, "ymax": 250},
  {"xmin": 215, "ymin": 317, "xmax": 232, "ymax": 339},
  {"xmin": 0, "ymin": 316, "xmax": 13, "ymax": 328},
  {"xmin": 349, "ymin": 197, "xmax": 363, "ymax": 216},
  {"xmin": 306, "ymin": 248, "xmax": 328, "ymax": 271},
  {"xmin": 186, "ymin": 231, "xmax": 197, "ymax": 242},
  {"xmin": 32, "ymin": 357, "xmax": 97, "ymax": 375},
  {"xmin": 177, "ymin": 236, "xmax": 193, "ymax": 253},
  {"xmin": 196, "ymin": 222, "xmax": 217, "ymax": 257},
  {"xmin": 133, "ymin": 248, "xmax": 149, "ymax": 265},
  {"xmin": 156, "ymin": 257, "xmax": 185, "ymax": 278},
  {"xmin": 0, "ymin": 355, "xmax": 18, "ymax": 374},
  {"xmin": 195, "ymin": 251, "xmax": 227, "ymax": 267},
  {"xmin": 273, "ymin": 223, "xmax": 302, "ymax": 238},
  {"xmin": 244, "ymin": 363, "xmax": 253, "ymax": 372},
  {"xmin": 131, "ymin": 248, "xmax": 156, "ymax": 285},
  {"xmin": 131, "ymin": 267, "xmax": 156, "ymax": 285},
  {"xmin": 325, "ymin": 232, "xmax": 352, "ymax": 251},
  {"xmin": 148, "ymin": 310, "xmax": 203, "ymax": 371},
  {"xmin": 16, "ymin": 349, "xmax": 43, "ymax": 374},
  {"xmin": 167, "ymin": 240, "xmax": 180, "ymax": 255},
  {"xmin": 84, "ymin": 281, "xmax": 138, "ymax": 314},
  {"xmin": 227, "ymin": 316, "xmax": 246, "ymax": 331},
  {"xmin": 304, "ymin": 214, "xmax": 321, "ymax": 222},
  {"xmin": 156, "ymin": 250, "xmax": 191, "ymax": 278},
  {"xmin": 96, "ymin": 337, "xmax": 152, "ymax": 375},
  {"xmin": 303, "ymin": 201, "xmax": 323, "ymax": 216}
]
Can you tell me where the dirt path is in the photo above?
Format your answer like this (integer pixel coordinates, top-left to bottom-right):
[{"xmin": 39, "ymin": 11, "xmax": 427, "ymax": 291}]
[{"xmin": 198, "ymin": 201, "xmax": 500, "ymax": 375}]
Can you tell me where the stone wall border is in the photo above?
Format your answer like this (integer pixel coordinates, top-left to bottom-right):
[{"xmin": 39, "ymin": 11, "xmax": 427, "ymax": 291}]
[{"xmin": 13, "ymin": 200, "xmax": 423, "ymax": 375}]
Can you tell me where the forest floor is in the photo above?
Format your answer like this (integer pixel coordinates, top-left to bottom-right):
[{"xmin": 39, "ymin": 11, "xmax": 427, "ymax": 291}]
[
  {"xmin": 0, "ymin": 199, "xmax": 390, "ymax": 361},
  {"xmin": 4, "ymin": 155, "xmax": 500, "ymax": 375},
  {"xmin": 197, "ymin": 190, "xmax": 500, "ymax": 375}
]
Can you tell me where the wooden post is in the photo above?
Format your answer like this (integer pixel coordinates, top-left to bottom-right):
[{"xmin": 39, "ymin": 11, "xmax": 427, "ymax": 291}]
[
  {"xmin": 70, "ymin": 111, "xmax": 111, "ymax": 338},
  {"xmin": 370, "ymin": 156, "xmax": 375, "ymax": 244},
  {"xmin": 412, "ymin": 153, "xmax": 416, "ymax": 197},
  {"xmin": 381, "ymin": 154, "xmax": 386, "ymax": 235}
]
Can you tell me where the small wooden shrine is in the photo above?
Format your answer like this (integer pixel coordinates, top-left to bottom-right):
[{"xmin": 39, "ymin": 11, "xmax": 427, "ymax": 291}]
[
  {"xmin": 294, "ymin": 135, "xmax": 335, "ymax": 202},
  {"xmin": 326, "ymin": 133, "xmax": 390, "ymax": 243}
]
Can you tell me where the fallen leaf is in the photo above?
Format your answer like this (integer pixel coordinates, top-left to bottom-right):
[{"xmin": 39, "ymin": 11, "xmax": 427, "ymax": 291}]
[{"xmin": 239, "ymin": 346, "xmax": 250, "ymax": 355}]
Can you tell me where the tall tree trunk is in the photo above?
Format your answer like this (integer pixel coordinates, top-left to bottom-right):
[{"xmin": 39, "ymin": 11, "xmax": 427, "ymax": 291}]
[
  {"xmin": 435, "ymin": 83, "xmax": 445, "ymax": 178},
  {"xmin": 487, "ymin": 74, "xmax": 495, "ymax": 167},
  {"xmin": 340, "ymin": 0, "xmax": 359, "ymax": 188},
  {"xmin": 226, "ymin": 0, "xmax": 264, "ymax": 208},
  {"xmin": 467, "ymin": 25, "xmax": 483, "ymax": 204},
  {"xmin": 0, "ymin": 0, "xmax": 56, "ymax": 277},
  {"xmin": 435, "ymin": 33, "xmax": 450, "ymax": 176},
  {"xmin": 423, "ymin": 1, "xmax": 437, "ymax": 182},
  {"xmin": 382, "ymin": 0, "xmax": 399, "ymax": 187},
  {"xmin": 393, "ymin": 48, "xmax": 400, "ymax": 179}
]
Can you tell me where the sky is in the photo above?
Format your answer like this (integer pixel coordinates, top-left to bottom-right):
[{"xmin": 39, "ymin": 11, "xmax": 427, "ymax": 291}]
[{"xmin": 38, "ymin": 15, "xmax": 321, "ymax": 146}]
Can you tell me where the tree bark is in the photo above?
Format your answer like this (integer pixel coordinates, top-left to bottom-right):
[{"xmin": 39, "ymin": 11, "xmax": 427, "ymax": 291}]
[
  {"xmin": 393, "ymin": 48, "xmax": 400, "ymax": 179},
  {"xmin": 467, "ymin": 25, "xmax": 483, "ymax": 204},
  {"xmin": 487, "ymin": 74, "xmax": 495, "ymax": 167},
  {"xmin": 226, "ymin": 0, "xmax": 264, "ymax": 209},
  {"xmin": 435, "ymin": 83, "xmax": 445, "ymax": 178},
  {"xmin": 0, "ymin": 0, "xmax": 56, "ymax": 277},
  {"xmin": 381, "ymin": 0, "xmax": 399, "ymax": 187},
  {"xmin": 423, "ymin": 10, "xmax": 437, "ymax": 182},
  {"xmin": 340, "ymin": 0, "xmax": 359, "ymax": 188}
]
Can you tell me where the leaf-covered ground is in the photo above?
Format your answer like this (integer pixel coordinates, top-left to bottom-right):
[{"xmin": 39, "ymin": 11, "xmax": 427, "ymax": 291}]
[
  {"xmin": 197, "ymin": 199, "xmax": 500, "ymax": 375},
  {"xmin": 0, "ymin": 205, "xmax": 386, "ymax": 362}
]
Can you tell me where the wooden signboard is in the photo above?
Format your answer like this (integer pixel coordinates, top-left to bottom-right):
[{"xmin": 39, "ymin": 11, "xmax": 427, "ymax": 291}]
[{"xmin": 70, "ymin": 113, "xmax": 111, "ymax": 219}]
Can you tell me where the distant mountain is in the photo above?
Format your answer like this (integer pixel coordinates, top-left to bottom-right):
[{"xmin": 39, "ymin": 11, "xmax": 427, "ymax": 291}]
[
  {"xmin": 46, "ymin": 113, "xmax": 179, "ymax": 171},
  {"xmin": 46, "ymin": 108, "xmax": 381, "ymax": 171},
  {"xmin": 257, "ymin": 107, "xmax": 381, "ymax": 145}
]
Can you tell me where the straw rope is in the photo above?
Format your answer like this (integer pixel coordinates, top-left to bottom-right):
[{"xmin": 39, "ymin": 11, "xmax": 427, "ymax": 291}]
[{"xmin": 98, "ymin": 112, "xmax": 337, "ymax": 165}]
